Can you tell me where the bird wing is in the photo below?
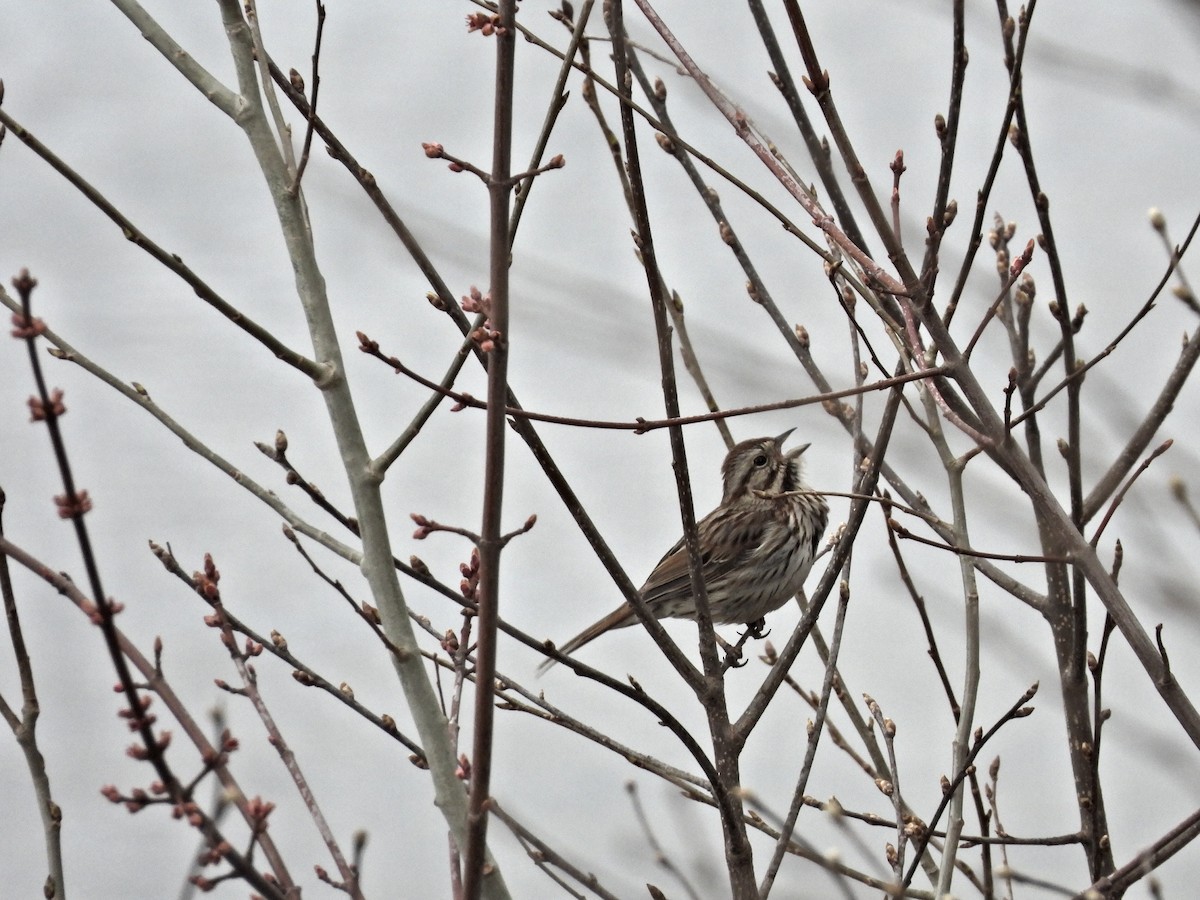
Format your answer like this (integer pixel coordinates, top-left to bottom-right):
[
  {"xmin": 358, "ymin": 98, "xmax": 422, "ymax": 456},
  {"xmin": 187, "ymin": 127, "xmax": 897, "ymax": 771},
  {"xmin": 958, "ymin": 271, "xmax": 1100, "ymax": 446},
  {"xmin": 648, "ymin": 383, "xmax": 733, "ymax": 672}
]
[
  {"xmin": 638, "ymin": 508, "xmax": 764, "ymax": 613},
  {"xmin": 539, "ymin": 507, "xmax": 771, "ymax": 672}
]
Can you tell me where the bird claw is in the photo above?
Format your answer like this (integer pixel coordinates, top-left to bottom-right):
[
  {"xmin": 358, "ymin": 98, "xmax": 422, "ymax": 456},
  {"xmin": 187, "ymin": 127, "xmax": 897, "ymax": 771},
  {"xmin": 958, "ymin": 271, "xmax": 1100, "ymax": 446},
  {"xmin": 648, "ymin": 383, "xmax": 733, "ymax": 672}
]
[
  {"xmin": 716, "ymin": 619, "xmax": 773, "ymax": 672},
  {"xmin": 741, "ymin": 618, "xmax": 770, "ymax": 640},
  {"xmin": 717, "ymin": 634, "xmax": 749, "ymax": 670}
]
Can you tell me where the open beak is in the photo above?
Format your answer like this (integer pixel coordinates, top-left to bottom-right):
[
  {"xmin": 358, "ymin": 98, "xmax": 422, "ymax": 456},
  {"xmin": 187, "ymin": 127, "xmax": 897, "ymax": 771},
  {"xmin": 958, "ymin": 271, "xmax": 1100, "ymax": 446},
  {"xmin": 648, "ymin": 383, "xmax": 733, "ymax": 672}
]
[{"xmin": 775, "ymin": 429, "xmax": 810, "ymax": 456}]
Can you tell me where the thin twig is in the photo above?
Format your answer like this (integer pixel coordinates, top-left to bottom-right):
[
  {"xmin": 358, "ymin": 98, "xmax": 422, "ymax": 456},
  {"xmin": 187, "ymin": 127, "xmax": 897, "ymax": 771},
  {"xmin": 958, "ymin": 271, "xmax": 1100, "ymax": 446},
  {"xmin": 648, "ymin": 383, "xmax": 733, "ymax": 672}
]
[
  {"xmin": 151, "ymin": 539, "xmax": 425, "ymax": 759},
  {"xmin": 508, "ymin": 0, "xmax": 594, "ymax": 241},
  {"xmin": 901, "ymin": 683, "xmax": 1039, "ymax": 892},
  {"xmin": 626, "ymin": 782, "xmax": 703, "ymax": 900},
  {"xmin": 490, "ymin": 800, "xmax": 622, "ymax": 900},
  {"xmin": 758, "ymin": 579, "xmax": 853, "ymax": 898},
  {"xmin": 0, "ymin": 111, "xmax": 321, "ymax": 379},
  {"xmin": 204, "ymin": 559, "xmax": 363, "ymax": 899},
  {"xmin": 0, "ymin": 533, "xmax": 295, "ymax": 897},
  {"xmin": 289, "ymin": 0, "xmax": 326, "ymax": 194},
  {"xmin": 1070, "ymin": 805, "xmax": 1200, "ymax": 899},
  {"xmin": 356, "ymin": 331, "xmax": 952, "ymax": 432},
  {"xmin": 888, "ymin": 519, "xmax": 1071, "ymax": 564},
  {"xmin": 1089, "ymin": 440, "xmax": 1173, "ymax": 546}
]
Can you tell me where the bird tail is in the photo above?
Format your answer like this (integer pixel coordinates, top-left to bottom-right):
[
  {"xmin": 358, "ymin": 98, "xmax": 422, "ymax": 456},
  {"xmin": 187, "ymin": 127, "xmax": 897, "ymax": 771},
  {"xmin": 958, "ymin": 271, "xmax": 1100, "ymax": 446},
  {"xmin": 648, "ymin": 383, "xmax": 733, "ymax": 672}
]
[{"xmin": 537, "ymin": 604, "xmax": 636, "ymax": 674}]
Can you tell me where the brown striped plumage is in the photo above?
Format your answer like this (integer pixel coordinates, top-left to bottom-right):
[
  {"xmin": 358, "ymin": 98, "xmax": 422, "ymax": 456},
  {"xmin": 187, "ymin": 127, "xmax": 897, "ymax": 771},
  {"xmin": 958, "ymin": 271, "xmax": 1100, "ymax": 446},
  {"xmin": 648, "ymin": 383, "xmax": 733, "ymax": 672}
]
[{"xmin": 541, "ymin": 431, "xmax": 827, "ymax": 669}]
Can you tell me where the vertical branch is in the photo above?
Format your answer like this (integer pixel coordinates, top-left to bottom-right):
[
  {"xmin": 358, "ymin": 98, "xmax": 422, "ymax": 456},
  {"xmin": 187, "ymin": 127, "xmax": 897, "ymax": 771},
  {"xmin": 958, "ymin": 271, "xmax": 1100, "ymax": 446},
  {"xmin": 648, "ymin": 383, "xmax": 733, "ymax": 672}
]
[
  {"xmin": 919, "ymin": 0, "xmax": 966, "ymax": 297},
  {"xmin": 609, "ymin": 2, "xmax": 754, "ymax": 895},
  {"xmin": 757, "ymin": 579, "xmax": 853, "ymax": 899},
  {"xmin": 607, "ymin": 4, "xmax": 714, "ymax": 687},
  {"xmin": 0, "ymin": 492, "xmax": 65, "ymax": 897},
  {"xmin": 744, "ymin": 0, "xmax": 873, "ymax": 257},
  {"xmin": 207, "ymin": 4, "xmax": 512, "ymax": 896},
  {"xmin": 244, "ymin": 0, "xmax": 298, "ymax": 176},
  {"xmin": 11, "ymin": 270, "xmax": 292, "ymax": 898},
  {"xmin": 915, "ymin": 294, "xmax": 1200, "ymax": 748},
  {"xmin": 997, "ymin": 0, "xmax": 1112, "ymax": 876},
  {"xmin": 509, "ymin": 0, "xmax": 594, "ymax": 240},
  {"xmin": 942, "ymin": 1, "xmax": 1033, "ymax": 323},
  {"xmin": 462, "ymin": 1, "xmax": 517, "ymax": 897},
  {"xmin": 924, "ymin": 409, "xmax": 981, "ymax": 898},
  {"xmin": 289, "ymin": 0, "xmax": 326, "ymax": 195},
  {"xmin": 780, "ymin": 0, "xmax": 913, "ymax": 289}
]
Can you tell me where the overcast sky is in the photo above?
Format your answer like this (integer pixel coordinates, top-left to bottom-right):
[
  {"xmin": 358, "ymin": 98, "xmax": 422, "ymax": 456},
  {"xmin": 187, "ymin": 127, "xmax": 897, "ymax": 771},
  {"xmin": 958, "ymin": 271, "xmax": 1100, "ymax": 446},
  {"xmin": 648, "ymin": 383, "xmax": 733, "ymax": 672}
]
[{"xmin": 4, "ymin": 2, "xmax": 1200, "ymax": 898}]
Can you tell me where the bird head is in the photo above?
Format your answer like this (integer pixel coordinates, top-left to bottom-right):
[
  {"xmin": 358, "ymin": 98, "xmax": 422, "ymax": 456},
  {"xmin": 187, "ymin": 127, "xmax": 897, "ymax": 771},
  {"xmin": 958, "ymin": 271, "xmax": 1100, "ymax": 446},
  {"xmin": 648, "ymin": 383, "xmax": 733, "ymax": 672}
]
[{"xmin": 720, "ymin": 430, "xmax": 810, "ymax": 502}]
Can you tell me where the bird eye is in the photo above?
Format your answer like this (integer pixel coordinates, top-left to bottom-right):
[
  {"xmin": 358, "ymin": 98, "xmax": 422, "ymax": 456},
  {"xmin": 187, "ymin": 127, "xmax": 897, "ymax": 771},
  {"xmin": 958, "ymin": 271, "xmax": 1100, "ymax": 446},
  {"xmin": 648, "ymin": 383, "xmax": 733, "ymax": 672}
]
[{"xmin": 753, "ymin": 453, "xmax": 769, "ymax": 467}]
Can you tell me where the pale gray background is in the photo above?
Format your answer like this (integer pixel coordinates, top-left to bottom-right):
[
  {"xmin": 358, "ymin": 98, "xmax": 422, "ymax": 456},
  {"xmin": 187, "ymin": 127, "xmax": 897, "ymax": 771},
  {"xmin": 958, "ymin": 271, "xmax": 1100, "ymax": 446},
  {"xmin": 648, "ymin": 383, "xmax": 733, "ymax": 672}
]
[{"xmin": 3, "ymin": 2, "xmax": 1200, "ymax": 897}]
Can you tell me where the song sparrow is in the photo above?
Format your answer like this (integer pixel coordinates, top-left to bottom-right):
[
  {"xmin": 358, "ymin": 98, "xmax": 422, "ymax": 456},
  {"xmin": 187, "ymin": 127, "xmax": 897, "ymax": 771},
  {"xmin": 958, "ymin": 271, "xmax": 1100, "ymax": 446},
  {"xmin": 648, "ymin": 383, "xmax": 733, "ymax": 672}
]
[{"xmin": 541, "ymin": 430, "xmax": 827, "ymax": 669}]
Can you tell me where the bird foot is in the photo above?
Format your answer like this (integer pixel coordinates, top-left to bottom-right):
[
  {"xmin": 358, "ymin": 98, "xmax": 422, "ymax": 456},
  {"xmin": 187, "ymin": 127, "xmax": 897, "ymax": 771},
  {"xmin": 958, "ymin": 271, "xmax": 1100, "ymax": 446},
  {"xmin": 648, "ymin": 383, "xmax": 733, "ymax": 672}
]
[
  {"xmin": 717, "ymin": 633, "xmax": 750, "ymax": 670},
  {"xmin": 742, "ymin": 617, "xmax": 770, "ymax": 640},
  {"xmin": 717, "ymin": 619, "xmax": 774, "ymax": 672}
]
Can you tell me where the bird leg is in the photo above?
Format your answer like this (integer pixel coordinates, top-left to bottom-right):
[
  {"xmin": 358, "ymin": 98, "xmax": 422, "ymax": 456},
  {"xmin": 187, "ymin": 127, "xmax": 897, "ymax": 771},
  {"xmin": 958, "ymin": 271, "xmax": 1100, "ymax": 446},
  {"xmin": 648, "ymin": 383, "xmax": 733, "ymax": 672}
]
[{"xmin": 718, "ymin": 618, "xmax": 773, "ymax": 674}]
